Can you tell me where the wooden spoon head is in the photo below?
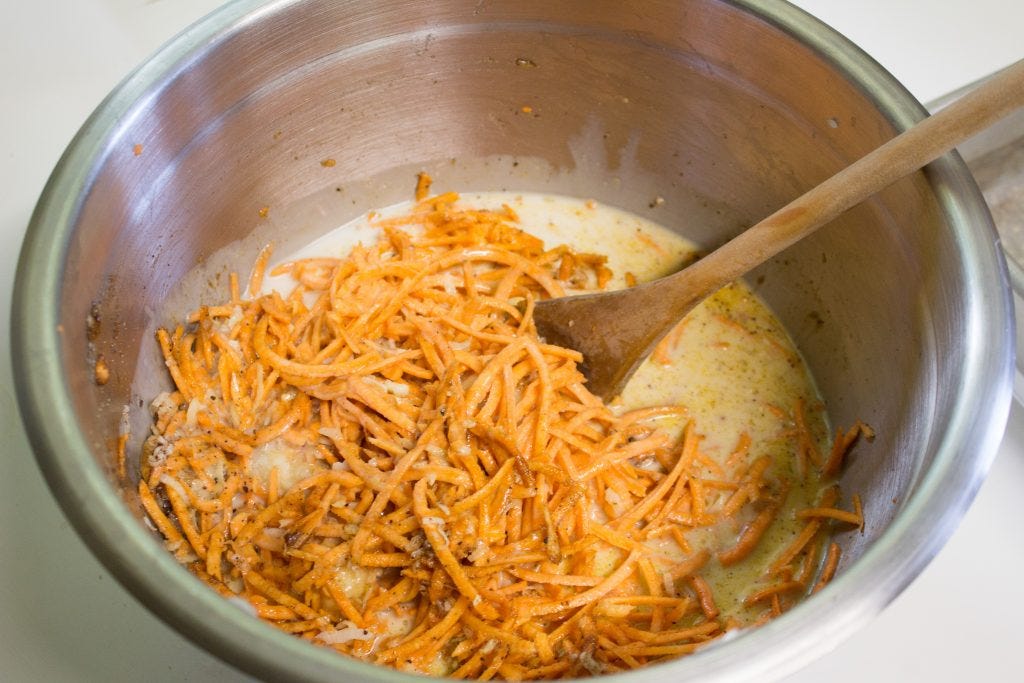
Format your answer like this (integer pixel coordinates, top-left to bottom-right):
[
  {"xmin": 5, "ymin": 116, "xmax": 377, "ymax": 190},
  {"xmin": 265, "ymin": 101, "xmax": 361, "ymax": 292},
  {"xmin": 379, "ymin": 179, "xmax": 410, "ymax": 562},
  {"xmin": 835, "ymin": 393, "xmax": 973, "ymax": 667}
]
[{"xmin": 532, "ymin": 285, "xmax": 690, "ymax": 400}]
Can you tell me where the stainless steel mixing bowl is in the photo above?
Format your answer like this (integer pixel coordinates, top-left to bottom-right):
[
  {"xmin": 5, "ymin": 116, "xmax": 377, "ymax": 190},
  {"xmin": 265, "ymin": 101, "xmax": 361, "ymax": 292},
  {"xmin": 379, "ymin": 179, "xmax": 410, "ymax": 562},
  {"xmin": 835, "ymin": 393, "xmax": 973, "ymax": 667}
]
[{"xmin": 11, "ymin": 0, "xmax": 1014, "ymax": 680}]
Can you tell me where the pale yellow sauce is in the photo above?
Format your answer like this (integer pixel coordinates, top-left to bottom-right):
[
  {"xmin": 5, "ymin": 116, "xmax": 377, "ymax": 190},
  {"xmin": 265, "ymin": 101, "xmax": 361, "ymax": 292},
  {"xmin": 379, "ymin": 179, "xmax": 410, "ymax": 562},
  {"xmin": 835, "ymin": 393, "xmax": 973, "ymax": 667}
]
[{"xmin": 257, "ymin": 192, "xmax": 830, "ymax": 625}]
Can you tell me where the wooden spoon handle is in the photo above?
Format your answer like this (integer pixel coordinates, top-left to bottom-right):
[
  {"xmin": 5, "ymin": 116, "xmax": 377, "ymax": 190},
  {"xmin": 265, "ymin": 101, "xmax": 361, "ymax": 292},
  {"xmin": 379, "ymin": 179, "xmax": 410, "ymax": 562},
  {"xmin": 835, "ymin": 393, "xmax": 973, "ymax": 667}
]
[
  {"xmin": 533, "ymin": 59, "xmax": 1024, "ymax": 400},
  {"xmin": 665, "ymin": 57, "xmax": 1024, "ymax": 313}
]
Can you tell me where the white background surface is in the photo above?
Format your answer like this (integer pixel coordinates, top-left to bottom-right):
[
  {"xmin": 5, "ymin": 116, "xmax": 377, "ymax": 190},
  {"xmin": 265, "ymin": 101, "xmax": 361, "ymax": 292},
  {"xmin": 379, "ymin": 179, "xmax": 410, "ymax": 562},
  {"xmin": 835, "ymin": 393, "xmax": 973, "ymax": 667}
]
[{"xmin": 1, "ymin": 1, "xmax": 1022, "ymax": 681}]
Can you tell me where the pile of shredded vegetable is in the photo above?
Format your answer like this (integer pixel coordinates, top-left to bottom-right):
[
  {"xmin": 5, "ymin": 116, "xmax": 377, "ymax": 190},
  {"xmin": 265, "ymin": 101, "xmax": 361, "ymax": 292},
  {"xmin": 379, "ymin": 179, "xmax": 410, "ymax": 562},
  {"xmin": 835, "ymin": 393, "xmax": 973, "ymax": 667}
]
[{"xmin": 139, "ymin": 177, "xmax": 871, "ymax": 679}]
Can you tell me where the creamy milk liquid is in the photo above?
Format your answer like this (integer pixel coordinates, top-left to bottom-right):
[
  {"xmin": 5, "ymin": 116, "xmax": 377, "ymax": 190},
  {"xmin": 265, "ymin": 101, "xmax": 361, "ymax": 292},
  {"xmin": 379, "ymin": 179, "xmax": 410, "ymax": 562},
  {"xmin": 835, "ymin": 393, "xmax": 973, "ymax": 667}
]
[{"xmin": 257, "ymin": 192, "xmax": 831, "ymax": 621}]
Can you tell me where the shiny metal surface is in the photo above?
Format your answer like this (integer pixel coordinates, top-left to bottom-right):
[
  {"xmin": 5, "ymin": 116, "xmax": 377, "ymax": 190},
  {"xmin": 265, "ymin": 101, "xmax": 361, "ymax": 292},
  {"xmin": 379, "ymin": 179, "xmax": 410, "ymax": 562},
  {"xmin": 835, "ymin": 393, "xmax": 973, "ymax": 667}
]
[
  {"xmin": 11, "ymin": 0, "xmax": 1013, "ymax": 681},
  {"xmin": 937, "ymin": 72, "xmax": 1024, "ymax": 402}
]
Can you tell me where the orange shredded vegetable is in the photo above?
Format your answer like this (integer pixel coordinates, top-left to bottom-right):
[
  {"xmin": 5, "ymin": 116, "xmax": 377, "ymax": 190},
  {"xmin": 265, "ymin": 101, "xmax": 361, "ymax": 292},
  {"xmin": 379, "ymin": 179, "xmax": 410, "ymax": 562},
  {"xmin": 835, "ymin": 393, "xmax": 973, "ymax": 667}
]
[{"xmin": 137, "ymin": 176, "xmax": 869, "ymax": 678}]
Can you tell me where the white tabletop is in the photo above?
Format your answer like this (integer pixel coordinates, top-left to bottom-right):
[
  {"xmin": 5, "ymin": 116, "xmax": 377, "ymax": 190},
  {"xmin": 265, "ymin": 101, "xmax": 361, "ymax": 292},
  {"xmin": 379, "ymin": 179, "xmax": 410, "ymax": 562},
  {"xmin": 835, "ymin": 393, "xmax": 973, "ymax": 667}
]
[{"xmin": 1, "ymin": 1, "xmax": 1022, "ymax": 681}]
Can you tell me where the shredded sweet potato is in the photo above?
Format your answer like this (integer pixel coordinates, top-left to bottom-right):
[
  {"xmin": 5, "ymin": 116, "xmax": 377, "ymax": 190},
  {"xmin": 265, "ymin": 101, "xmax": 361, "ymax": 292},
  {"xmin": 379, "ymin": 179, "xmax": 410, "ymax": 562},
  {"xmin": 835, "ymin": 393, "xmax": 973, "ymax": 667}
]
[{"xmin": 138, "ymin": 176, "xmax": 869, "ymax": 678}]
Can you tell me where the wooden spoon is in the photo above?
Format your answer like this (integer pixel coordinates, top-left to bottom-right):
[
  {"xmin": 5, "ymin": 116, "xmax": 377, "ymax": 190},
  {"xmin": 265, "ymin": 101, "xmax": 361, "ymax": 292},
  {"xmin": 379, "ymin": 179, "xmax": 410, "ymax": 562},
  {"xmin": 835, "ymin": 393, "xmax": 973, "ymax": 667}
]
[{"xmin": 532, "ymin": 58, "xmax": 1024, "ymax": 400}]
